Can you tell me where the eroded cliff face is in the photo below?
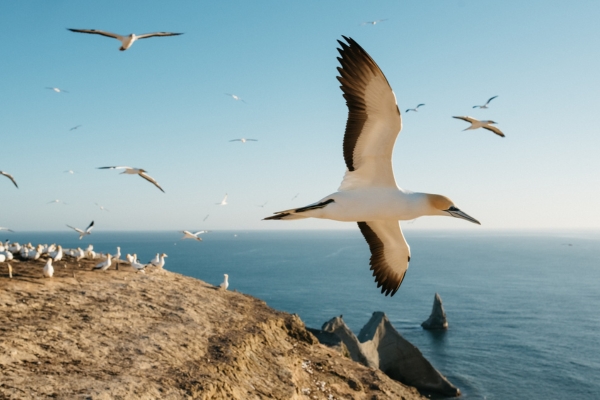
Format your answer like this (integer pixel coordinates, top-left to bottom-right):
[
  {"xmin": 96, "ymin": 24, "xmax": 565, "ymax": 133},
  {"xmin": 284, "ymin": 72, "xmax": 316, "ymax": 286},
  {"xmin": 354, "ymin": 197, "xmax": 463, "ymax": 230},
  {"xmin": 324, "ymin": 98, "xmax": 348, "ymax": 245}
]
[{"xmin": 0, "ymin": 258, "xmax": 424, "ymax": 400}]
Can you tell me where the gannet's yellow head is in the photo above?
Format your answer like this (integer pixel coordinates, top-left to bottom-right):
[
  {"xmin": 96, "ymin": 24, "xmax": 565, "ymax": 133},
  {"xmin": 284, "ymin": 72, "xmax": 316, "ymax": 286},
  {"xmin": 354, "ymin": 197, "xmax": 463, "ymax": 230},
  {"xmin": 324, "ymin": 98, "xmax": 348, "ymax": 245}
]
[{"xmin": 427, "ymin": 194, "xmax": 481, "ymax": 225}]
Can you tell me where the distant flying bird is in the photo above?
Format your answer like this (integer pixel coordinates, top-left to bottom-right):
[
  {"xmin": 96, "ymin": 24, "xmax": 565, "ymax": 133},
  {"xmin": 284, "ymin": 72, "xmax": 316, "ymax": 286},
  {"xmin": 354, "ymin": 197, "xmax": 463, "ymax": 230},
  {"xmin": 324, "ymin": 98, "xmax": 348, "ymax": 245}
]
[
  {"xmin": 361, "ymin": 19, "xmax": 388, "ymax": 26},
  {"xmin": 66, "ymin": 220, "xmax": 94, "ymax": 240},
  {"xmin": 181, "ymin": 230, "xmax": 208, "ymax": 241},
  {"xmin": 0, "ymin": 227, "xmax": 14, "ymax": 233},
  {"xmin": 69, "ymin": 125, "xmax": 82, "ymax": 131},
  {"xmin": 264, "ymin": 36, "xmax": 480, "ymax": 297},
  {"xmin": 47, "ymin": 199, "xmax": 67, "ymax": 205},
  {"xmin": 229, "ymin": 138, "xmax": 257, "ymax": 143},
  {"xmin": 291, "ymin": 193, "xmax": 300, "ymax": 200},
  {"xmin": 216, "ymin": 194, "xmax": 228, "ymax": 206},
  {"xmin": 473, "ymin": 96, "xmax": 498, "ymax": 109},
  {"xmin": 95, "ymin": 203, "xmax": 109, "ymax": 212},
  {"xmin": 405, "ymin": 104, "xmax": 425, "ymax": 113},
  {"xmin": 203, "ymin": 214, "xmax": 209, "ymax": 222},
  {"xmin": 97, "ymin": 166, "xmax": 165, "ymax": 193},
  {"xmin": 452, "ymin": 116, "xmax": 505, "ymax": 137},
  {"xmin": 67, "ymin": 29, "xmax": 183, "ymax": 51},
  {"xmin": 225, "ymin": 93, "xmax": 246, "ymax": 103},
  {"xmin": 0, "ymin": 171, "xmax": 18, "ymax": 188},
  {"xmin": 220, "ymin": 274, "xmax": 229, "ymax": 290},
  {"xmin": 46, "ymin": 87, "xmax": 69, "ymax": 93},
  {"xmin": 64, "ymin": 170, "xmax": 76, "ymax": 174},
  {"xmin": 257, "ymin": 201, "xmax": 268, "ymax": 208}
]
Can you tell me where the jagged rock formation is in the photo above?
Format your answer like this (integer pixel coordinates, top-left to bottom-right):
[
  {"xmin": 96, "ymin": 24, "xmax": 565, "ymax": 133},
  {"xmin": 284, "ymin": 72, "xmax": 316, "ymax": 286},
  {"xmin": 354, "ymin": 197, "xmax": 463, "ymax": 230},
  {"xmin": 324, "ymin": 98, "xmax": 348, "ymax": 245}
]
[
  {"xmin": 313, "ymin": 312, "xmax": 460, "ymax": 397},
  {"xmin": 0, "ymin": 258, "xmax": 426, "ymax": 400},
  {"xmin": 421, "ymin": 292, "xmax": 449, "ymax": 330}
]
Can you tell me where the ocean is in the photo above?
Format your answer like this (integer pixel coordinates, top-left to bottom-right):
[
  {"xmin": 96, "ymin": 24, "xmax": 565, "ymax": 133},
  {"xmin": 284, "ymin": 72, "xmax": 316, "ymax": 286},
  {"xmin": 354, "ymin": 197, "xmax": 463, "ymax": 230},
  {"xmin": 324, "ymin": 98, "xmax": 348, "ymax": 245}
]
[{"xmin": 5, "ymin": 229, "xmax": 600, "ymax": 399}]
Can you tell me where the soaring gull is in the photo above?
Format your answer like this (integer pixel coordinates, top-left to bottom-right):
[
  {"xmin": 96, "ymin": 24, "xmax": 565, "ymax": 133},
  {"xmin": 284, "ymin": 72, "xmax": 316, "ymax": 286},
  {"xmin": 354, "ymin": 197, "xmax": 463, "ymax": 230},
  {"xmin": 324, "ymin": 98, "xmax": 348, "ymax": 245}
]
[
  {"xmin": 0, "ymin": 171, "xmax": 18, "ymax": 188},
  {"xmin": 225, "ymin": 93, "xmax": 246, "ymax": 103},
  {"xmin": 405, "ymin": 104, "xmax": 425, "ymax": 113},
  {"xmin": 361, "ymin": 19, "xmax": 388, "ymax": 26},
  {"xmin": 181, "ymin": 230, "xmax": 208, "ymax": 241},
  {"xmin": 473, "ymin": 96, "xmax": 498, "ymax": 109},
  {"xmin": 46, "ymin": 87, "xmax": 68, "ymax": 93},
  {"xmin": 216, "ymin": 194, "xmax": 228, "ymax": 206},
  {"xmin": 229, "ymin": 138, "xmax": 257, "ymax": 143},
  {"xmin": 97, "ymin": 166, "xmax": 165, "ymax": 193},
  {"xmin": 68, "ymin": 29, "xmax": 183, "ymax": 51},
  {"xmin": 66, "ymin": 220, "xmax": 94, "ymax": 240},
  {"xmin": 264, "ymin": 36, "xmax": 480, "ymax": 296},
  {"xmin": 452, "ymin": 116, "xmax": 505, "ymax": 137}
]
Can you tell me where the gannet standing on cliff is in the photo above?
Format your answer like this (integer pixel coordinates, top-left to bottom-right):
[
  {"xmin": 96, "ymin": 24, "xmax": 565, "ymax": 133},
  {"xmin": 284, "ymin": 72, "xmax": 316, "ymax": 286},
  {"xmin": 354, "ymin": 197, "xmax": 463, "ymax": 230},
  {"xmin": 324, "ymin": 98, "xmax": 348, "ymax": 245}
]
[
  {"xmin": 220, "ymin": 274, "xmax": 229, "ymax": 290},
  {"xmin": 93, "ymin": 254, "xmax": 112, "ymax": 271},
  {"xmin": 43, "ymin": 259, "xmax": 54, "ymax": 278},
  {"xmin": 264, "ymin": 36, "xmax": 480, "ymax": 296}
]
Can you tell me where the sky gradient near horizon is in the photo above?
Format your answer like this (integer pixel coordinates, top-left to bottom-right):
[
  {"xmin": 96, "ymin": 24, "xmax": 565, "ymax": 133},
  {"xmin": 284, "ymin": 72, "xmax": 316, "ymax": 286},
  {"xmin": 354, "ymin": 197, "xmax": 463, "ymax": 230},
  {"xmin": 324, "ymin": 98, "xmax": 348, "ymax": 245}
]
[{"xmin": 1, "ymin": 1, "xmax": 599, "ymax": 231}]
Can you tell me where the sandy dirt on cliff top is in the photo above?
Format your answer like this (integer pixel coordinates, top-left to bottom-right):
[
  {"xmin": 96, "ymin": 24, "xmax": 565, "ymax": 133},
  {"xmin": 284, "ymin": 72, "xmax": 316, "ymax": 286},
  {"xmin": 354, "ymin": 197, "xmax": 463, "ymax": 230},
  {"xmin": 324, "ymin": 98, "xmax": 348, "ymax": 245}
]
[{"xmin": 0, "ymin": 256, "xmax": 424, "ymax": 400}]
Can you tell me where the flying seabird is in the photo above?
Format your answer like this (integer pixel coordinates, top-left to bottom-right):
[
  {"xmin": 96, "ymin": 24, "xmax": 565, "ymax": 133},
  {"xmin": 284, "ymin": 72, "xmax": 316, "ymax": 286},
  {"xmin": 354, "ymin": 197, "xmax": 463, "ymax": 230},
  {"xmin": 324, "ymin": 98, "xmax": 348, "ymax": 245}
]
[
  {"xmin": 64, "ymin": 170, "xmax": 76, "ymax": 174},
  {"xmin": 405, "ymin": 104, "xmax": 425, "ymax": 113},
  {"xmin": 97, "ymin": 166, "xmax": 165, "ymax": 193},
  {"xmin": 473, "ymin": 96, "xmax": 498, "ymax": 109},
  {"xmin": 46, "ymin": 87, "xmax": 69, "ymax": 93},
  {"xmin": 220, "ymin": 274, "xmax": 229, "ymax": 290},
  {"xmin": 216, "ymin": 194, "xmax": 228, "ymax": 206},
  {"xmin": 361, "ymin": 19, "xmax": 388, "ymax": 26},
  {"xmin": 452, "ymin": 116, "xmax": 505, "ymax": 137},
  {"xmin": 67, "ymin": 29, "xmax": 183, "ymax": 51},
  {"xmin": 95, "ymin": 203, "xmax": 109, "ymax": 212},
  {"xmin": 69, "ymin": 125, "xmax": 82, "ymax": 131},
  {"xmin": 264, "ymin": 36, "xmax": 480, "ymax": 297},
  {"xmin": 181, "ymin": 230, "xmax": 208, "ymax": 241},
  {"xmin": 229, "ymin": 138, "xmax": 257, "ymax": 143},
  {"xmin": 257, "ymin": 201, "xmax": 268, "ymax": 208},
  {"xmin": 47, "ymin": 199, "xmax": 67, "ymax": 205},
  {"xmin": 292, "ymin": 193, "xmax": 300, "ymax": 200},
  {"xmin": 66, "ymin": 220, "xmax": 94, "ymax": 240},
  {"xmin": 0, "ymin": 227, "xmax": 14, "ymax": 233},
  {"xmin": 0, "ymin": 171, "xmax": 18, "ymax": 188},
  {"xmin": 203, "ymin": 214, "xmax": 209, "ymax": 222},
  {"xmin": 225, "ymin": 93, "xmax": 246, "ymax": 103}
]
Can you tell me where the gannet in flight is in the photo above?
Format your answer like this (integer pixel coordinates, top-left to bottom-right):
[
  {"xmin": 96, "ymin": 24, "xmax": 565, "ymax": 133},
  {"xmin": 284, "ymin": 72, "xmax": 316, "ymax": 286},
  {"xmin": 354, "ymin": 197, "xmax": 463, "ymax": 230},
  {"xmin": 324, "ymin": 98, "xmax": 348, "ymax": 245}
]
[
  {"xmin": 66, "ymin": 220, "xmax": 94, "ymax": 240},
  {"xmin": 216, "ymin": 194, "xmax": 228, "ymax": 205},
  {"xmin": 405, "ymin": 104, "xmax": 425, "ymax": 113},
  {"xmin": 95, "ymin": 203, "xmax": 109, "ymax": 212},
  {"xmin": 64, "ymin": 170, "xmax": 76, "ymax": 174},
  {"xmin": 46, "ymin": 87, "xmax": 68, "ymax": 93},
  {"xmin": 473, "ymin": 96, "xmax": 498, "ymax": 109},
  {"xmin": 43, "ymin": 259, "xmax": 54, "ymax": 278},
  {"xmin": 257, "ymin": 201, "xmax": 268, "ymax": 208},
  {"xmin": 203, "ymin": 214, "xmax": 209, "ymax": 222},
  {"xmin": 361, "ymin": 19, "xmax": 388, "ymax": 26},
  {"xmin": 97, "ymin": 166, "xmax": 165, "ymax": 193},
  {"xmin": 70, "ymin": 125, "xmax": 82, "ymax": 131},
  {"xmin": 452, "ymin": 116, "xmax": 505, "ymax": 137},
  {"xmin": 220, "ymin": 274, "xmax": 229, "ymax": 290},
  {"xmin": 67, "ymin": 29, "xmax": 183, "ymax": 51},
  {"xmin": 264, "ymin": 37, "xmax": 480, "ymax": 297},
  {"xmin": 229, "ymin": 138, "xmax": 257, "ymax": 143},
  {"xmin": 181, "ymin": 230, "xmax": 208, "ymax": 241},
  {"xmin": 225, "ymin": 93, "xmax": 246, "ymax": 103},
  {"xmin": 48, "ymin": 199, "xmax": 67, "ymax": 205},
  {"xmin": 93, "ymin": 254, "xmax": 112, "ymax": 271},
  {"xmin": 292, "ymin": 193, "xmax": 300, "ymax": 200},
  {"xmin": 0, "ymin": 171, "xmax": 18, "ymax": 188},
  {"xmin": 0, "ymin": 227, "xmax": 14, "ymax": 233}
]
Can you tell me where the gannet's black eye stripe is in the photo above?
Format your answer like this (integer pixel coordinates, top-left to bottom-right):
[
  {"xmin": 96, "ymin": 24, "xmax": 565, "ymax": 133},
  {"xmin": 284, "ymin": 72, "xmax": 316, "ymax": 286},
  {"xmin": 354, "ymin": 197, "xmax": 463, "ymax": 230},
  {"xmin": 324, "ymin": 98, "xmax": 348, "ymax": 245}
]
[{"xmin": 446, "ymin": 206, "xmax": 460, "ymax": 212}]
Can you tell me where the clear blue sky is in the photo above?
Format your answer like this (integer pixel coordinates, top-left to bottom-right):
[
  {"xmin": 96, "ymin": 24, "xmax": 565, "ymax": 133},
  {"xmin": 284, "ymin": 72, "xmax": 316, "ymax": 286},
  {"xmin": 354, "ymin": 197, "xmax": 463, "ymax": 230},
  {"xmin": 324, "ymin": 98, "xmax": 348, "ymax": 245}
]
[{"xmin": 1, "ymin": 1, "xmax": 599, "ymax": 231}]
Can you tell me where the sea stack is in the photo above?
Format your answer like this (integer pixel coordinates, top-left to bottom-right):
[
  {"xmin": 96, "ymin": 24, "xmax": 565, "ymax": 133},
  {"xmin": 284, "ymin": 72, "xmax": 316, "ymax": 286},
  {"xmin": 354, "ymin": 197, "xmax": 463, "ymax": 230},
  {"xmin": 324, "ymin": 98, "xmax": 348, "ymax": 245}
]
[{"xmin": 421, "ymin": 293, "xmax": 449, "ymax": 330}]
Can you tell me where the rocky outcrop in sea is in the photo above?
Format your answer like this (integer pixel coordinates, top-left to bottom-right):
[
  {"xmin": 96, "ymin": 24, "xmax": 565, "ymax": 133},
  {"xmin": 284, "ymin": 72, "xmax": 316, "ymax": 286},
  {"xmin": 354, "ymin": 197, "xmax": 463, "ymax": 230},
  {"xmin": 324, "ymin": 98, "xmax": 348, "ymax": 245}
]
[{"xmin": 421, "ymin": 292, "xmax": 449, "ymax": 330}]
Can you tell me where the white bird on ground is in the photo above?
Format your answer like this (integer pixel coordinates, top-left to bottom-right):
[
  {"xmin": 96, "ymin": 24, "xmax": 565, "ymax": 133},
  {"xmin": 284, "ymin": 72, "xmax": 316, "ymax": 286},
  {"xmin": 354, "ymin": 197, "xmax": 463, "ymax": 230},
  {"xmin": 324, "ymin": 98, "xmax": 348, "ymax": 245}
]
[
  {"xmin": 181, "ymin": 230, "xmax": 208, "ymax": 241},
  {"xmin": 361, "ymin": 19, "xmax": 388, "ymax": 26},
  {"xmin": 69, "ymin": 125, "xmax": 82, "ymax": 131},
  {"xmin": 264, "ymin": 37, "xmax": 480, "ymax": 297},
  {"xmin": 452, "ymin": 116, "xmax": 505, "ymax": 137},
  {"xmin": 97, "ymin": 166, "xmax": 165, "ymax": 193},
  {"xmin": 130, "ymin": 254, "xmax": 146, "ymax": 272},
  {"xmin": 66, "ymin": 221, "xmax": 94, "ymax": 240},
  {"xmin": 225, "ymin": 93, "xmax": 246, "ymax": 103},
  {"xmin": 46, "ymin": 87, "xmax": 68, "ymax": 93},
  {"xmin": 75, "ymin": 248, "xmax": 85, "ymax": 261},
  {"xmin": 229, "ymin": 138, "xmax": 257, "ymax": 143},
  {"xmin": 51, "ymin": 245, "xmax": 63, "ymax": 261},
  {"xmin": 405, "ymin": 104, "xmax": 425, "ymax": 113},
  {"xmin": 43, "ymin": 259, "xmax": 54, "ymax": 278},
  {"xmin": 220, "ymin": 274, "xmax": 229, "ymax": 290},
  {"xmin": 0, "ymin": 227, "xmax": 14, "ymax": 233},
  {"xmin": 216, "ymin": 194, "xmax": 228, "ymax": 206},
  {"xmin": 151, "ymin": 253, "xmax": 167, "ymax": 269},
  {"xmin": 113, "ymin": 247, "xmax": 121, "ymax": 261},
  {"xmin": 92, "ymin": 254, "xmax": 112, "ymax": 271},
  {"xmin": 473, "ymin": 96, "xmax": 498, "ymax": 109},
  {"xmin": 67, "ymin": 29, "xmax": 183, "ymax": 51},
  {"xmin": 0, "ymin": 171, "xmax": 18, "ymax": 188}
]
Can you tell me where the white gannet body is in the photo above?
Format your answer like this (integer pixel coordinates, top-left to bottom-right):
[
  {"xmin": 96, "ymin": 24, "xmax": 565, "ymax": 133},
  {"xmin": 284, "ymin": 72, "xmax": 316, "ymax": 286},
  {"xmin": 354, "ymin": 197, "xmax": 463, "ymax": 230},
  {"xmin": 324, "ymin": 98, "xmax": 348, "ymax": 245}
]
[
  {"xmin": 216, "ymin": 194, "xmax": 228, "ymax": 206},
  {"xmin": 181, "ymin": 230, "xmax": 208, "ymax": 241},
  {"xmin": 67, "ymin": 29, "xmax": 183, "ymax": 51},
  {"xmin": 97, "ymin": 166, "xmax": 164, "ymax": 193},
  {"xmin": 452, "ymin": 116, "xmax": 505, "ymax": 137},
  {"xmin": 93, "ymin": 254, "xmax": 112, "ymax": 271},
  {"xmin": 43, "ymin": 259, "xmax": 54, "ymax": 278},
  {"xmin": 264, "ymin": 37, "xmax": 480, "ymax": 297},
  {"xmin": 66, "ymin": 221, "xmax": 95, "ymax": 240},
  {"xmin": 220, "ymin": 274, "xmax": 229, "ymax": 290},
  {"xmin": 130, "ymin": 254, "xmax": 146, "ymax": 272}
]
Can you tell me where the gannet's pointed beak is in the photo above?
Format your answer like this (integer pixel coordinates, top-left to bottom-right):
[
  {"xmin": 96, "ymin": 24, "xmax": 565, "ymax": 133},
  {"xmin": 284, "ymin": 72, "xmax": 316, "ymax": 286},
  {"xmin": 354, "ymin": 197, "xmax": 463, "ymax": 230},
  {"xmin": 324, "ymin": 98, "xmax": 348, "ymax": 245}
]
[{"xmin": 446, "ymin": 207, "xmax": 481, "ymax": 225}]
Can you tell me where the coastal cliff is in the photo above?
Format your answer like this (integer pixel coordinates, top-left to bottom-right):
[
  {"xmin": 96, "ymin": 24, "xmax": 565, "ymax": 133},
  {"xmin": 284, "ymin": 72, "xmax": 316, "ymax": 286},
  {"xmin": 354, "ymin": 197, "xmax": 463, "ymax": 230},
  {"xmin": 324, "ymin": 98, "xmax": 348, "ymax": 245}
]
[{"xmin": 0, "ymin": 258, "xmax": 425, "ymax": 400}]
